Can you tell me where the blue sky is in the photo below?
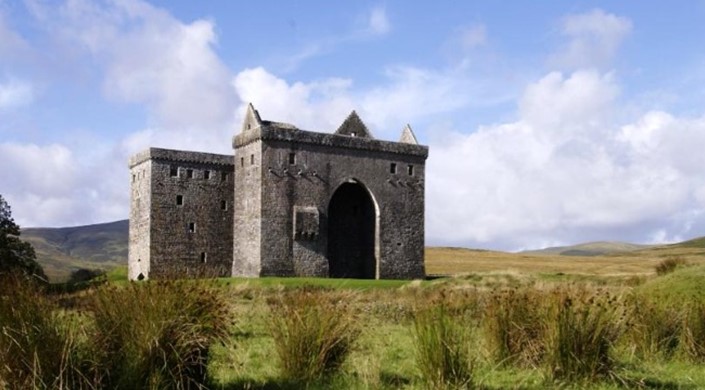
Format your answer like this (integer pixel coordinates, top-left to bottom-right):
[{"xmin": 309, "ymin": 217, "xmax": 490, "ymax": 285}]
[{"xmin": 2, "ymin": 0, "xmax": 705, "ymax": 250}]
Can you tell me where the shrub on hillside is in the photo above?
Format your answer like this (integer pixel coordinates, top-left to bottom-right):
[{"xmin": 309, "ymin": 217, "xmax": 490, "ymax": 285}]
[
  {"xmin": 267, "ymin": 287, "xmax": 359, "ymax": 384},
  {"xmin": 655, "ymin": 256, "xmax": 687, "ymax": 276},
  {"xmin": 89, "ymin": 280, "xmax": 231, "ymax": 389}
]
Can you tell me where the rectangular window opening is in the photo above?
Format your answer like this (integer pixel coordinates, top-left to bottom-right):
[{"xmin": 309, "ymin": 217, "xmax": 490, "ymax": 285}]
[
  {"xmin": 288, "ymin": 152, "xmax": 296, "ymax": 165},
  {"xmin": 221, "ymin": 171, "xmax": 228, "ymax": 181},
  {"xmin": 390, "ymin": 163, "xmax": 397, "ymax": 174},
  {"xmin": 200, "ymin": 252, "xmax": 207, "ymax": 264},
  {"xmin": 132, "ymin": 174, "xmax": 136, "ymax": 182},
  {"xmin": 250, "ymin": 154, "xmax": 255, "ymax": 165},
  {"xmin": 188, "ymin": 222, "xmax": 196, "ymax": 233},
  {"xmin": 176, "ymin": 195, "xmax": 183, "ymax": 206},
  {"xmin": 240, "ymin": 157, "xmax": 244, "ymax": 167},
  {"xmin": 204, "ymin": 170, "xmax": 210, "ymax": 179},
  {"xmin": 186, "ymin": 169, "xmax": 193, "ymax": 179},
  {"xmin": 221, "ymin": 200, "xmax": 227, "ymax": 210},
  {"xmin": 408, "ymin": 165, "xmax": 414, "ymax": 176},
  {"xmin": 170, "ymin": 166, "xmax": 178, "ymax": 177}
]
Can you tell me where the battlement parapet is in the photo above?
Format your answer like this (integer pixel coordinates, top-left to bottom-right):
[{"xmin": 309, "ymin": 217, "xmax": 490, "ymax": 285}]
[
  {"xmin": 129, "ymin": 147, "xmax": 233, "ymax": 168},
  {"xmin": 233, "ymin": 124, "xmax": 428, "ymax": 158}
]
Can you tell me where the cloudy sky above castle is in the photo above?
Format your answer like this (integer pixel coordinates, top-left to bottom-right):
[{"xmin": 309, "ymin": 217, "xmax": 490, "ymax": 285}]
[{"xmin": 2, "ymin": 0, "xmax": 705, "ymax": 250}]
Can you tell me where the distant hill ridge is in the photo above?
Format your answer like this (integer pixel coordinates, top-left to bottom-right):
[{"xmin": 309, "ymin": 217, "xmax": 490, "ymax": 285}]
[
  {"xmin": 21, "ymin": 220, "xmax": 128, "ymax": 282},
  {"xmin": 522, "ymin": 241, "xmax": 653, "ymax": 257},
  {"xmin": 19, "ymin": 219, "xmax": 705, "ymax": 282}
]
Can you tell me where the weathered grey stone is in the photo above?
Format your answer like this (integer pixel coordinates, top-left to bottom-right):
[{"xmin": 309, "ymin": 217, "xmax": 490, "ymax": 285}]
[
  {"xmin": 128, "ymin": 148, "xmax": 234, "ymax": 280},
  {"xmin": 128, "ymin": 104, "xmax": 428, "ymax": 280}
]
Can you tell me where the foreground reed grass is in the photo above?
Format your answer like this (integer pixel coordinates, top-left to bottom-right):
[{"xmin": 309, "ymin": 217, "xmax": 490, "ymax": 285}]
[
  {"xmin": 0, "ymin": 274, "xmax": 90, "ymax": 389},
  {"xmin": 0, "ymin": 276, "xmax": 231, "ymax": 389},
  {"xmin": 625, "ymin": 295, "xmax": 681, "ymax": 360},
  {"xmin": 547, "ymin": 287, "xmax": 625, "ymax": 382},
  {"xmin": 483, "ymin": 287, "xmax": 546, "ymax": 367},
  {"xmin": 413, "ymin": 301, "xmax": 473, "ymax": 389},
  {"xmin": 267, "ymin": 287, "xmax": 359, "ymax": 384},
  {"xmin": 89, "ymin": 280, "xmax": 231, "ymax": 389},
  {"xmin": 680, "ymin": 301, "xmax": 705, "ymax": 362}
]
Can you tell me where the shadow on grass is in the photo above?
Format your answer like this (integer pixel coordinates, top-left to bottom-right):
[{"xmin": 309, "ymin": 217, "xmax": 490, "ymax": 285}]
[{"xmin": 212, "ymin": 371, "xmax": 414, "ymax": 390}]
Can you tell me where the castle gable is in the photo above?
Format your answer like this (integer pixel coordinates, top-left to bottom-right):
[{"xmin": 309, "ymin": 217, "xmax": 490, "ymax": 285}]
[
  {"xmin": 399, "ymin": 124, "xmax": 419, "ymax": 145},
  {"xmin": 241, "ymin": 103, "xmax": 263, "ymax": 133},
  {"xmin": 335, "ymin": 110, "xmax": 374, "ymax": 139}
]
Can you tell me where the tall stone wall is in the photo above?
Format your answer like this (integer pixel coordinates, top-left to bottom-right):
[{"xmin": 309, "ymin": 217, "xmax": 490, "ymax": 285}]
[
  {"xmin": 232, "ymin": 110, "xmax": 428, "ymax": 279},
  {"xmin": 231, "ymin": 140, "xmax": 264, "ymax": 276},
  {"xmin": 128, "ymin": 158, "xmax": 152, "ymax": 280},
  {"xmin": 128, "ymin": 148, "xmax": 234, "ymax": 280}
]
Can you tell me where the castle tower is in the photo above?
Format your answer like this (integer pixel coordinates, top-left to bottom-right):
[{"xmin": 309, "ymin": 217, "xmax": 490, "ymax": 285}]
[
  {"xmin": 231, "ymin": 105, "xmax": 428, "ymax": 279},
  {"xmin": 128, "ymin": 148, "xmax": 234, "ymax": 280}
]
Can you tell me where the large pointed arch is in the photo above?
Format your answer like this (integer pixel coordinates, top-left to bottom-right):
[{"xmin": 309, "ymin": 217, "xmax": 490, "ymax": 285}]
[{"xmin": 327, "ymin": 179, "xmax": 380, "ymax": 279}]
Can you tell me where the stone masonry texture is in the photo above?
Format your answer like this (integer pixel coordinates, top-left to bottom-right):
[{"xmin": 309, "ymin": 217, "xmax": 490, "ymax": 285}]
[{"xmin": 128, "ymin": 104, "xmax": 428, "ymax": 280}]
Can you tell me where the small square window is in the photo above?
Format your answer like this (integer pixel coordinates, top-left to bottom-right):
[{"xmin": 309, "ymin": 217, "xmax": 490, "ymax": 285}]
[
  {"xmin": 170, "ymin": 166, "xmax": 178, "ymax": 177},
  {"xmin": 204, "ymin": 170, "xmax": 210, "ymax": 179},
  {"xmin": 289, "ymin": 152, "xmax": 296, "ymax": 165},
  {"xmin": 176, "ymin": 195, "xmax": 183, "ymax": 206},
  {"xmin": 188, "ymin": 222, "xmax": 196, "ymax": 233},
  {"xmin": 221, "ymin": 200, "xmax": 227, "ymax": 210},
  {"xmin": 390, "ymin": 163, "xmax": 397, "ymax": 174},
  {"xmin": 250, "ymin": 154, "xmax": 255, "ymax": 165},
  {"xmin": 186, "ymin": 169, "xmax": 193, "ymax": 178},
  {"xmin": 408, "ymin": 165, "xmax": 414, "ymax": 176}
]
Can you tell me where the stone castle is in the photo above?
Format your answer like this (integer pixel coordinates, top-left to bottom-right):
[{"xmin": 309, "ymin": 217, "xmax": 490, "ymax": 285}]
[{"xmin": 128, "ymin": 104, "xmax": 428, "ymax": 280}]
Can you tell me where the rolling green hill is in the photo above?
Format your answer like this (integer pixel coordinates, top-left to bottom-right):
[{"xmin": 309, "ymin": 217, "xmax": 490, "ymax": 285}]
[
  {"xmin": 521, "ymin": 241, "xmax": 652, "ymax": 256},
  {"xmin": 21, "ymin": 220, "xmax": 128, "ymax": 282}
]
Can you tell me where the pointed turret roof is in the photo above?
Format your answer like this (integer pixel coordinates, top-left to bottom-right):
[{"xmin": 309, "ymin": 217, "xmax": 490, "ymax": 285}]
[
  {"xmin": 335, "ymin": 111, "xmax": 374, "ymax": 139},
  {"xmin": 241, "ymin": 103, "xmax": 262, "ymax": 133},
  {"xmin": 399, "ymin": 124, "xmax": 419, "ymax": 145}
]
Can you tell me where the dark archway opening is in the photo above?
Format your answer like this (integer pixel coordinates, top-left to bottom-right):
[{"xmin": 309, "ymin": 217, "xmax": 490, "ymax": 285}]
[{"xmin": 327, "ymin": 182, "xmax": 376, "ymax": 279}]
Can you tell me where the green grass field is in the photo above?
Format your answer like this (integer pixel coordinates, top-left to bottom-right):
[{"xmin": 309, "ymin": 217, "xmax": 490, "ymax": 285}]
[
  {"xmin": 9, "ymin": 235, "xmax": 704, "ymax": 388},
  {"xmin": 91, "ymin": 240, "xmax": 705, "ymax": 389}
]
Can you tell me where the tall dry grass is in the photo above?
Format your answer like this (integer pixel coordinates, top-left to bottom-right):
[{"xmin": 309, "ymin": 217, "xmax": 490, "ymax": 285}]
[
  {"xmin": 88, "ymin": 280, "xmax": 231, "ymax": 389},
  {"xmin": 624, "ymin": 295, "xmax": 682, "ymax": 360},
  {"xmin": 0, "ymin": 274, "xmax": 92, "ymax": 389},
  {"xmin": 413, "ymin": 300, "xmax": 473, "ymax": 389},
  {"xmin": 483, "ymin": 287, "xmax": 547, "ymax": 367},
  {"xmin": 267, "ymin": 287, "xmax": 359, "ymax": 384},
  {"xmin": 546, "ymin": 287, "xmax": 625, "ymax": 382}
]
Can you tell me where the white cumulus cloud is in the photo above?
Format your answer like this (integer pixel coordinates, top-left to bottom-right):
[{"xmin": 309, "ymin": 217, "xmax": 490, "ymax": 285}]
[
  {"xmin": 426, "ymin": 69, "xmax": 705, "ymax": 250},
  {"xmin": 550, "ymin": 9, "xmax": 632, "ymax": 70}
]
